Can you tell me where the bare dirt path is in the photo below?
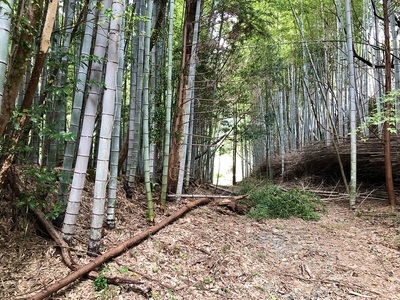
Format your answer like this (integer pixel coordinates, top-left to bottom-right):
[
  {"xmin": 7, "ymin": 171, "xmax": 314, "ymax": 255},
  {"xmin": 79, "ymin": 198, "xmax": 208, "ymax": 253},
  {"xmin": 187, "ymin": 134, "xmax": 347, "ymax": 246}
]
[{"xmin": 1, "ymin": 191, "xmax": 400, "ymax": 300}]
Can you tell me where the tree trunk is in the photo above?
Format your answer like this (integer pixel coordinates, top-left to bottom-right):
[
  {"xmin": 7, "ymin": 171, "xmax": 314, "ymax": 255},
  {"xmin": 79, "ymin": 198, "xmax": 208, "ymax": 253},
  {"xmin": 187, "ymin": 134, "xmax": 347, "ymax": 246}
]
[
  {"xmin": 168, "ymin": 0, "xmax": 197, "ymax": 192},
  {"xmin": 390, "ymin": 1, "xmax": 400, "ymax": 132},
  {"xmin": 232, "ymin": 105, "xmax": 237, "ymax": 185},
  {"xmin": 176, "ymin": 0, "xmax": 201, "ymax": 196},
  {"xmin": 0, "ymin": 0, "xmax": 56, "ymax": 188},
  {"xmin": 0, "ymin": 0, "xmax": 14, "ymax": 111},
  {"xmin": 382, "ymin": 0, "xmax": 396, "ymax": 206},
  {"xmin": 0, "ymin": 0, "xmax": 42, "ymax": 138}
]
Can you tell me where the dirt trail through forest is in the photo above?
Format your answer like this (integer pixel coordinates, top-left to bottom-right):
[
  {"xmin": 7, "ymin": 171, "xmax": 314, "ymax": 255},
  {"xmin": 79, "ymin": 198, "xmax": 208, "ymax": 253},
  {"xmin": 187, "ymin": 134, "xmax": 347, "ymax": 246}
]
[{"xmin": 1, "ymin": 189, "xmax": 400, "ymax": 300}]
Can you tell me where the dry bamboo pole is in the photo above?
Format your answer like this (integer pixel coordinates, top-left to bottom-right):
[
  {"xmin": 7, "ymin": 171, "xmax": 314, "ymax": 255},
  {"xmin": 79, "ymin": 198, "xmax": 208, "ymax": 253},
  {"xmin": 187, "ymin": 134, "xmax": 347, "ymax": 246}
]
[{"xmin": 29, "ymin": 198, "xmax": 212, "ymax": 300}]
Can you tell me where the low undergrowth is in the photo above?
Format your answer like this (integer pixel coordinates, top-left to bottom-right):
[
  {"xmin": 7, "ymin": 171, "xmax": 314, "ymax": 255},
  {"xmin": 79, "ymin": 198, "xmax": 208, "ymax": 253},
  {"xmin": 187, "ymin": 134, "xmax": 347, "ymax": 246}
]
[{"xmin": 238, "ymin": 179, "xmax": 324, "ymax": 221}]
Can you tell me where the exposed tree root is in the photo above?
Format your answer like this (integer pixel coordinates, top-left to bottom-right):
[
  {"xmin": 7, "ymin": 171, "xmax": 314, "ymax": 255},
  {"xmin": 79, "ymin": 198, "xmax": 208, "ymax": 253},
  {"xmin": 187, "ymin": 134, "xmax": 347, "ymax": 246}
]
[
  {"xmin": 28, "ymin": 197, "xmax": 212, "ymax": 300},
  {"xmin": 32, "ymin": 209, "xmax": 77, "ymax": 270}
]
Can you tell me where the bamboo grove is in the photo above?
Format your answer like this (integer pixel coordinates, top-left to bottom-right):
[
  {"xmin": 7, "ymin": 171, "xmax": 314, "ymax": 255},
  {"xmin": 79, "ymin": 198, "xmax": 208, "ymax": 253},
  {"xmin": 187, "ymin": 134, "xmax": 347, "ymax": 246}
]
[{"xmin": 0, "ymin": 0, "xmax": 399, "ymax": 254}]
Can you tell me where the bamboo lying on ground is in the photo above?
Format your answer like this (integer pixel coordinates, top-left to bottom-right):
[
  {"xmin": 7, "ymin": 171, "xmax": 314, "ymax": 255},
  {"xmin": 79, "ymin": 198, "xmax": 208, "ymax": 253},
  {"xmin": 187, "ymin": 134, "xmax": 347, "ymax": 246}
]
[
  {"xmin": 29, "ymin": 197, "xmax": 211, "ymax": 300},
  {"xmin": 167, "ymin": 194, "xmax": 247, "ymax": 199},
  {"xmin": 207, "ymin": 184, "xmax": 235, "ymax": 195},
  {"xmin": 29, "ymin": 210, "xmax": 150, "ymax": 297}
]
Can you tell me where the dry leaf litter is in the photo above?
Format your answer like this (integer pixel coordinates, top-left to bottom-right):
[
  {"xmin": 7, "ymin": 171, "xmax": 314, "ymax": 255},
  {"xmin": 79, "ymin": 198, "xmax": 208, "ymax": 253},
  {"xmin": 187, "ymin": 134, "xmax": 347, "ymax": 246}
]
[{"xmin": 1, "ymin": 182, "xmax": 400, "ymax": 300}]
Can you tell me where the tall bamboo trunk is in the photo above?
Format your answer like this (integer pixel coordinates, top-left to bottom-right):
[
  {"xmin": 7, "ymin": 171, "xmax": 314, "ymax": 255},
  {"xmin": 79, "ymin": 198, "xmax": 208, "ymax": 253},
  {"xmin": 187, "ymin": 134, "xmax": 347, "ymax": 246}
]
[
  {"xmin": 88, "ymin": 0, "xmax": 124, "ymax": 254},
  {"xmin": 142, "ymin": 0, "xmax": 154, "ymax": 222},
  {"xmin": 160, "ymin": 0, "xmax": 175, "ymax": 209},
  {"xmin": 128, "ymin": 0, "xmax": 145, "ymax": 186},
  {"xmin": 61, "ymin": 0, "xmax": 112, "ymax": 244},
  {"xmin": 345, "ymin": 0, "xmax": 357, "ymax": 207},
  {"xmin": 107, "ymin": 24, "xmax": 125, "ymax": 229},
  {"xmin": 58, "ymin": 1, "xmax": 97, "ymax": 204}
]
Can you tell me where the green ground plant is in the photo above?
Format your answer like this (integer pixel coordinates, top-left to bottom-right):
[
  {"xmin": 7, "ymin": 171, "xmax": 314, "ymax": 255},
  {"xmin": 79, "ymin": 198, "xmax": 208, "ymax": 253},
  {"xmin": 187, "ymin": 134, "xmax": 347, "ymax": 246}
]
[
  {"xmin": 93, "ymin": 265, "xmax": 115, "ymax": 300},
  {"xmin": 238, "ymin": 179, "xmax": 324, "ymax": 221},
  {"xmin": 94, "ymin": 267, "xmax": 109, "ymax": 292}
]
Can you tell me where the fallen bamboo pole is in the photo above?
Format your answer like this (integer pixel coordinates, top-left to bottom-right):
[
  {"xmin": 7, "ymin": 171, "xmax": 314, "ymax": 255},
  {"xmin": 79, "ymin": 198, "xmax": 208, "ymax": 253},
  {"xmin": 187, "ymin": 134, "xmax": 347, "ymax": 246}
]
[
  {"xmin": 168, "ymin": 194, "xmax": 243, "ymax": 199},
  {"xmin": 29, "ymin": 197, "xmax": 211, "ymax": 300}
]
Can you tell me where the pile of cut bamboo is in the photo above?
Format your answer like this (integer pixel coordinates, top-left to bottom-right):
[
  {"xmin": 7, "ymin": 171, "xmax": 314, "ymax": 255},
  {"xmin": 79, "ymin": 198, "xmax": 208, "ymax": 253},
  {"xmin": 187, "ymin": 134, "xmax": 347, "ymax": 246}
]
[{"xmin": 265, "ymin": 137, "xmax": 400, "ymax": 185}]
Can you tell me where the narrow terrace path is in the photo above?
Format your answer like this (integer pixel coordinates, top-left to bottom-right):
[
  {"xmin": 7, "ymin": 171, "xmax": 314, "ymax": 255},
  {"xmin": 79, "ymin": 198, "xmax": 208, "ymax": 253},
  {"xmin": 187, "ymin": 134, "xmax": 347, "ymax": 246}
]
[{"xmin": 2, "ymin": 194, "xmax": 399, "ymax": 299}]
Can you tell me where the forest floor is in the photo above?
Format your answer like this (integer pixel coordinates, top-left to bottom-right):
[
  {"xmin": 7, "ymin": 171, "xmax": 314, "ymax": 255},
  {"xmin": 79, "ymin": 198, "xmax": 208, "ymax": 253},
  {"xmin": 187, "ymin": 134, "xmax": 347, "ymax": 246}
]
[{"xmin": 1, "ymin": 182, "xmax": 400, "ymax": 300}]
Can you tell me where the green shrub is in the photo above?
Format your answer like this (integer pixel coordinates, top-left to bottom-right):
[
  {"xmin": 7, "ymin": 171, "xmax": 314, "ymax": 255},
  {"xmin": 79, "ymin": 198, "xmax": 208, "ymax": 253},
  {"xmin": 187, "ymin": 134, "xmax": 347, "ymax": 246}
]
[
  {"xmin": 238, "ymin": 179, "xmax": 324, "ymax": 221},
  {"xmin": 16, "ymin": 167, "xmax": 57, "ymax": 213}
]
